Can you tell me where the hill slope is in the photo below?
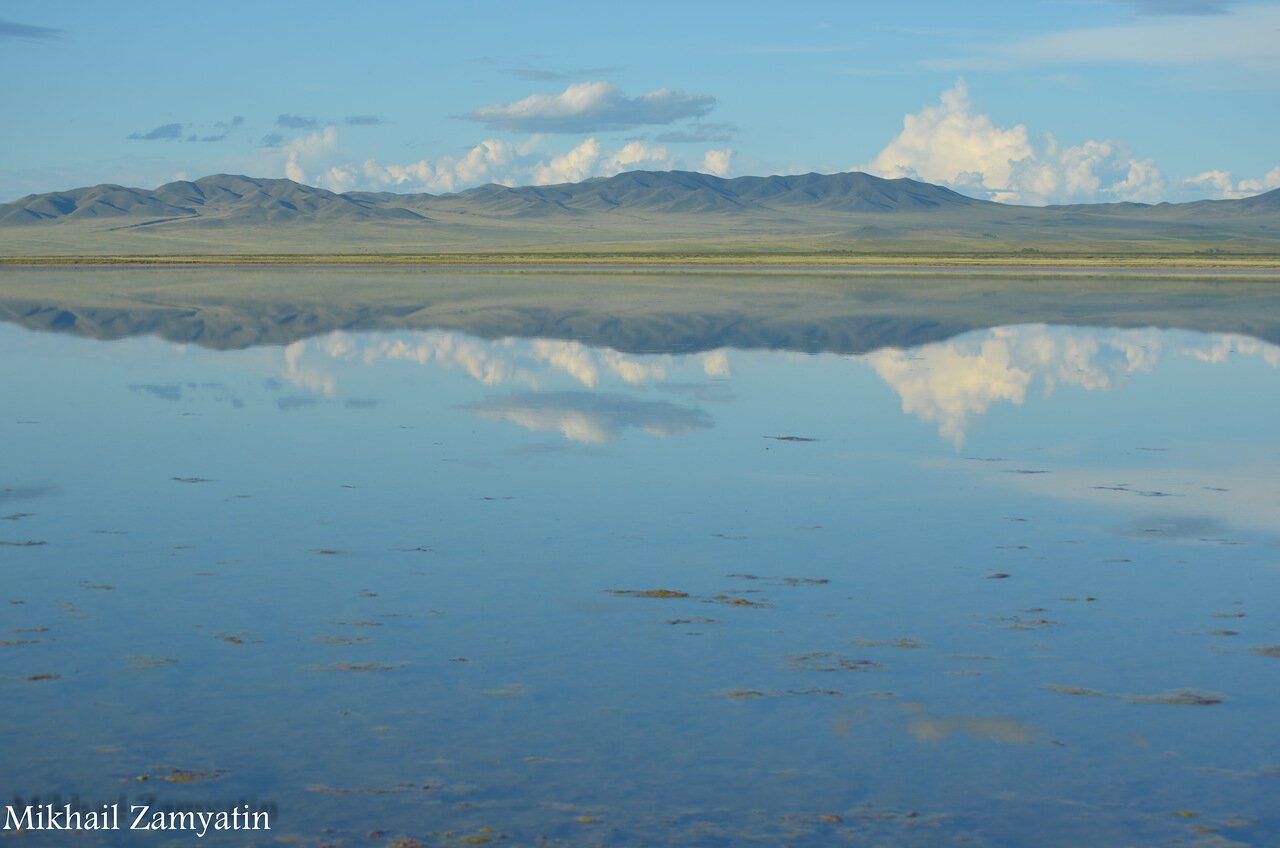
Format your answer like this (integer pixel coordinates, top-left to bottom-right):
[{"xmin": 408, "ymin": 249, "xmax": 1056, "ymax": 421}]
[{"xmin": 0, "ymin": 170, "xmax": 1276, "ymax": 255}]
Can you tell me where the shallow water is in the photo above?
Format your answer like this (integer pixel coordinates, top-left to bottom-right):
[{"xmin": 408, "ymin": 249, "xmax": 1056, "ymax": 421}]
[{"xmin": 2, "ymin": 286, "xmax": 1279, "ymax": 846}]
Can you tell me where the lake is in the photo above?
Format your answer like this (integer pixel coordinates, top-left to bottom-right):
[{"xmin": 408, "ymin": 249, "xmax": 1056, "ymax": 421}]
[{"xmin": 2, "ymin": 268, "xmax": 1278, "ymax": 846}]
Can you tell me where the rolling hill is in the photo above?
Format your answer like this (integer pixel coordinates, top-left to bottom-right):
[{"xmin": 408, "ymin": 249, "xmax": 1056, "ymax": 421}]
[{"xmin": 0, "ymin": 170, "xmax": 1276, "ymax": 255}]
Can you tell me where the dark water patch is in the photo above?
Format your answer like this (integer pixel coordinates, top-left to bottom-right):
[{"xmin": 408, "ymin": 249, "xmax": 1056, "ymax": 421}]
[
  {"xmin": 318, "ymin": 635, "xmax": 373, "ymax": 645},
  {"xmin": 853, "ymin": 637, "xmax": 926, "ymax": 649},
  {"xmin": 784, "ymin": 653, "xmax": 887, "ymax": 672},
  {"xmin": 1126, "ymin": 690, "xmax": 1225, "ymax": 706},
  {"xmin": 215, "ymin": 632, "xmax": 261, "ymax": 645},
  {"xmin": 310, "ymin": 662, "xmax": 406, "ymax": 672},
  {"xmin": 722, "ymin": 688, "xmax": 843, "ymax": 699},
  {"xmin": 125, "ymin": 656, "xmax": 176, "ymax": 670},
  {"xmin": 607, "ymin": 588, "xmax": 689, "ymax": 599},
  {"xmin": 0, "ymin": 484, "xmax": 55, "ymax": 503},
  {"xmin": 134, "ymin": 767, "xmax": 228, "ymax": 784},
  {"xmin": 907, "ymin": 716, "xmax": 1036, "ymax": 745},
  {"xmin": 728, "ymin": 573, "xmax": 829, "ymax": 586},
  {"xmin": 1093, "ymin": 484, "xmax": 1178, "ymax": 498}
]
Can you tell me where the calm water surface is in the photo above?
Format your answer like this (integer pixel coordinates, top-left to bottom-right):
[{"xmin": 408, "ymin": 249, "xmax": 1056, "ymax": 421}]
[{"xmin": 2, "ymin": 283, "xmax": 1279, "ymax": 846}]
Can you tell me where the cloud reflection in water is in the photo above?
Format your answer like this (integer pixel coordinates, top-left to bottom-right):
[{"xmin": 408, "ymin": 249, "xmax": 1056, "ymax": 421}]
[{"xmin": 470, "ymin": 392, "xmax": 713, "ymax": 444}]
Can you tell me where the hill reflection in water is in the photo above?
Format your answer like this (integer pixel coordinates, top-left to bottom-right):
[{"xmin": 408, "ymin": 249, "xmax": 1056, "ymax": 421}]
[{"xmin": 2, "ymin": 273, "xmax": 1279, "ymax": 847}]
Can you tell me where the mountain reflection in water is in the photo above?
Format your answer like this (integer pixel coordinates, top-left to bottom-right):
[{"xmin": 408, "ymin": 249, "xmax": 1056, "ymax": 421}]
[{"xmin": 2, "ymin": 271, "xmax": 1279, "ymax": 848}]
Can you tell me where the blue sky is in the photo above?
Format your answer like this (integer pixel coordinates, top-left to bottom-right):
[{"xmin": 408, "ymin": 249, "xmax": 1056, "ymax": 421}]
[{"xmin": 1, "ymin": 0, "xmax": 1277, "ymax": 204}]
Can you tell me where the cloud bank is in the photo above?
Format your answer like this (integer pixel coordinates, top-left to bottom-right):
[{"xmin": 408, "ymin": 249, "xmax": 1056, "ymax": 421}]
[{"xmin": 280, "ymin": 128, "xmax": 732, "ymax": 194}]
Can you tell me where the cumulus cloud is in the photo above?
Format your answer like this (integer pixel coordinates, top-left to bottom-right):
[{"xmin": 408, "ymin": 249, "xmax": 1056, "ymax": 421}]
[
  {"xmin": 466, "ymin": 81, "xmax": 715, "ymax": 133},
  {"xmin": 280, "ymin": 127, "xmax": 338, "ymax": 185},
  {"xmin": 271, "ymin": 126, "xmax": 713, "ymax": 193},
  {"xmin": 600, "ymin": 140, "xmax": 669, "ymax": 177},
  {"xmin": 360, "ymin": 138, "xmax": 524, "ymax": 193},
  {"xmin": 530, "ymin": 138, "xmax": 671, "ymax": 184},
  {"xmin": 700, "ymin": 148, "xmax": 734, "ymax": 177},
  {"xmin": 0, "ymin": 19, "xmax": 64, "ymax": 41},
  {"xmin": 1182, "ymin": 165, "xmax": 1280, "ymax": 199},
  {"xmin": 531, "ymin": 138, "xmax": 603, "ymax": 184},
  {"xmin": 867, "ymin": 80, "xmax": 1164, "ymax": 204},
  {"xmin": 127, "ymin": 123, "xmax": 183, "ymax": 141}
]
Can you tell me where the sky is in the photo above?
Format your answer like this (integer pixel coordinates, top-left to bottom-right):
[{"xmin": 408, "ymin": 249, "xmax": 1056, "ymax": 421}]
[{"xmin": 1, "ymin": 0, "xmax": 1278, "ymax": 205}]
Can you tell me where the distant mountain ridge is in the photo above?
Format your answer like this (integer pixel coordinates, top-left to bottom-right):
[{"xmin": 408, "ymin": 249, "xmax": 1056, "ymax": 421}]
[
  {"xmin": 0, "ymin": 174, "xmax": 427, "ymax": 225},
  {"xmin": 1, "ymin": 169, "xmax": 1277, "ymax": 254},
  {"xmin": 0, "ymin": 170, "xmax": 998, "ymax": 226}
]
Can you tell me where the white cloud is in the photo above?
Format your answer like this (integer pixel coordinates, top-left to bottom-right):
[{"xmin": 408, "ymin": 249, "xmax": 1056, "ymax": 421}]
[
  {"xmin": 347, "ymin": 137, "xmax": 675, "ymax": 193},
  {"xmin": 869, "ymin": 80, "xmax": 1032, "ymax": 195},
  {"xmin": 600, "ymin": 141, "xmax": 669, "ymax": 177},
  {"xmin": 1183, "ymin": 164, "xmax": 1280, "ymax": 199},
  {"xmin": 361, "ymin": 138, "xmax": 523, "ymax": 193},
  {"xmin": 466, "ymin": 81, "xmax": 716, "ymax": 133},
  {"xmin": 533, "ymin": 138, "xmax": 603, "ymax": 185},
  {"xmin": 284, "ymin": 152, "xmax": 306, "ymax": 183},
  {"xmin": 321, "ymin": 164, "xmax": 358, "ymax": 193},
  {"xmin": 867, "ymin": 81, "xmax": 1164, "ymax": 204},
  {"xmin": 700, "ymin": 148, "xmax": 734, "ymax": 177},
  {"xmin": 280, "ymin": 127, "xmax": 338, "ymax": 185}
]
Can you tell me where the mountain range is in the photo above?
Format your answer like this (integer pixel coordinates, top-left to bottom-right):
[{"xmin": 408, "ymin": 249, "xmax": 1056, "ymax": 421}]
[{"xmin": 1, "ymin": 170, "xmax": 1277, "ymax": 255}]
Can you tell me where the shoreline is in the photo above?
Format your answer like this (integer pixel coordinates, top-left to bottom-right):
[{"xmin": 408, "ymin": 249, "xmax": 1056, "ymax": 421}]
[{"xmin": 3, "ymin": 252, "xmax": 1280, "ymax": 272}]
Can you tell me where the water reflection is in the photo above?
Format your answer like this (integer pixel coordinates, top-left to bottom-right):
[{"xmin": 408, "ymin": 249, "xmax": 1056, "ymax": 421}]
[
  {"xmin": 471, "ymin": 392, "xmax": 713, "ymax": 444},
  {"xmin": 864, "ymin": 327, "xmax": 1278, "ymax": 446},
  {"xmin": 3, "ymin": 303, "xmax": 1279, "ymax": 847}
]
